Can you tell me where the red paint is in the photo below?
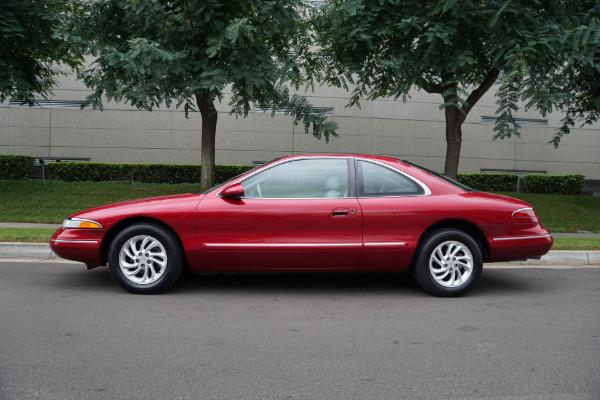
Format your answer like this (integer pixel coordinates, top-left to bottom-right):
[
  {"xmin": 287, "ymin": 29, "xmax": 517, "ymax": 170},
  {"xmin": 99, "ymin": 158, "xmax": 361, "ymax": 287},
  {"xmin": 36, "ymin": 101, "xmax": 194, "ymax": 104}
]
[{"xmin": 50, "ymin": 154, "xmax": 553, "ymax": 271}]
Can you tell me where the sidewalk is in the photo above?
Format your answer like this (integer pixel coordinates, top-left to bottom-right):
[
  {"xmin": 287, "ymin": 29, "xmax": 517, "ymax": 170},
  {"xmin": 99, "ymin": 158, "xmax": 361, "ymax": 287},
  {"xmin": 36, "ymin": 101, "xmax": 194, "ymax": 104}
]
[{"xmin": 1, "ymin": 222, "xmax": 62, "ymax": 229}]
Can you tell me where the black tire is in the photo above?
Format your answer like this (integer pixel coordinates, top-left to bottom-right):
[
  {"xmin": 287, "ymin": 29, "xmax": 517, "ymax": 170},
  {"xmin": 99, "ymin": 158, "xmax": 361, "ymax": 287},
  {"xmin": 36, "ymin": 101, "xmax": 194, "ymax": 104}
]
[
  {"xmin": 413, "ymin": 229, "xmax": 483, "ymax": 297},
  {"xmin": 108, "ymin": 223, "xmax": 183, "ymax": 294}
]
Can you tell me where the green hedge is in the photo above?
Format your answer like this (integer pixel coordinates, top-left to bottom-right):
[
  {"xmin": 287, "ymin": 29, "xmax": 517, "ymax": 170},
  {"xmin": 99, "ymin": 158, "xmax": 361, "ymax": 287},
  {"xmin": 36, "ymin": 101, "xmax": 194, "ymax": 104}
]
[
  {"xmin": 0, "ymin": 154, "xmax": 34, "ymax": 180},
  {"xmin": 524, "ymin": 174, "xmax": 585, "ymax": 195},
  {"xmin": 46, "ymin": 162, "xmax": 254, "ymax": 185},
  {"xmin": 24, "ymin": 159, "xmax": 591, "ymax": 195},
  {"xmin": 457, "ymin": 173, "xmax": 519, "ymax": 192}
]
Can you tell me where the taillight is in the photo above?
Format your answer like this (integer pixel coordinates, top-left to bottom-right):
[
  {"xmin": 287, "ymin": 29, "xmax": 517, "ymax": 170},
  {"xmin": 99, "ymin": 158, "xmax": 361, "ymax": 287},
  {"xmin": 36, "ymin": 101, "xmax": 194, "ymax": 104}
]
[{"xmin": 512, "ymin": 207, "xmax": 538, "ymax": 220}]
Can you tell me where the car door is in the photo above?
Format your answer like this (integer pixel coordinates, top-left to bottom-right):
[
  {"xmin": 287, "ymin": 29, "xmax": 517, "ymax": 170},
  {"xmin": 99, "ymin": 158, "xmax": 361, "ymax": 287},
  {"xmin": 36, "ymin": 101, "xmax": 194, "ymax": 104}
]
[
  {"xmin": 355, "ymin": 159, "xmax": 432, "ymax": 271},
  {"xmin": 196, "ymin": 157, "xmax": 363, "ymax": 271}
]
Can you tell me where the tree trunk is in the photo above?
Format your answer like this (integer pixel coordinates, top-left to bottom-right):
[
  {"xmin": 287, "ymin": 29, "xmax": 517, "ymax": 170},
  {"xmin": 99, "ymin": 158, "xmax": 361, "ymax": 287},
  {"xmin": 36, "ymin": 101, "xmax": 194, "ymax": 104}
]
[
  {"xmin": 196, "ymin": 94, "xmax": 218, "ymax": 192},
  {"xmin": 444, "ymin": 114, "xmax": 463, "ymax": 180},
  {"xmin": 430, "ymin": 69, "xmax": 499, "ymax": 180},
  {"xmin": 442, "ymin": 89, "xmax": 467, "ymax": 180}
]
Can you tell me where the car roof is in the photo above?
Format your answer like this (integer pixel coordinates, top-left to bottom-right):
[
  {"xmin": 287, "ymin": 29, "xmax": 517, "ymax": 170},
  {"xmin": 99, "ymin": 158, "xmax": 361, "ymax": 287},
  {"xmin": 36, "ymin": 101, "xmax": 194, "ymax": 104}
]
[{"xmin": 276, "ymin": 154, "xmax": 403, "ymax": 163}]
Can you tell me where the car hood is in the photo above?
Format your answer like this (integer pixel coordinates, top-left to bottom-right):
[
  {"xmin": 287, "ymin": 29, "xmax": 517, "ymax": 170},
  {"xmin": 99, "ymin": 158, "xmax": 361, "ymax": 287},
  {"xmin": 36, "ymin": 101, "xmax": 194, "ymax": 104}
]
[
  {"xmin": 74, "ymin": 193, "xmax": 201, "ymax": 212},
  {"xmin": 67, "ymin": 193, "xmax": 205, "ymax": 228}
]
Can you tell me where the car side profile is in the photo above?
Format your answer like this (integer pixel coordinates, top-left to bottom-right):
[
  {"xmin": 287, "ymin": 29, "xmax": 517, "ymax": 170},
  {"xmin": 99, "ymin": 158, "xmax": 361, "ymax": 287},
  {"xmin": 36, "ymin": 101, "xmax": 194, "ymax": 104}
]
[{"xmin": 50, "ymin": 154, "xmax": 553, "ymax": 296}]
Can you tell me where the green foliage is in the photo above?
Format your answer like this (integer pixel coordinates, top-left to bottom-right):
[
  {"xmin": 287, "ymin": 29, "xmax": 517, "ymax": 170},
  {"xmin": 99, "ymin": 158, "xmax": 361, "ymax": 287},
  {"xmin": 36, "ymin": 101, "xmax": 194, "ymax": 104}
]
[
  {"xmin": 67, "ymin": 0, "xmax": 336, "ymax": 139},
  {"xmin": 64, "ymin": 0, "xmax": 337, "ymax": 190},
  {"xmin": 0, "ymin": 155, "xmax": 34, "ymax": 180},
  {"xmin": 548, "ymin": 7, "xmax": 600, "ymax": 146},
  {"xmin": 491, "ymin": 1, "xmax": 599, "ymax": 145},
  {"xmin": 215, "ymin": 165, "xmax": 255, "ymax": 185},
  {"xmin": 457, "ymin": 173, "xmax": 518, "ymax": 192},
  {"xmin": 312, "ymin": 1, "xmax": 599, "ymax": 177},
  {"xmin": 46, "ymin": 162, "xmax": 254, "ymax": 185},
  {"xmin": 312, "ymin": 1, "xmax": 559, "ymax": 107},
  {"xmin": 523, "ymin": 174, "xmax": 586, "ymax": 195},
  {"xmin": 0, "ymin": 0, "xmax": 81, "ymax": 104}
]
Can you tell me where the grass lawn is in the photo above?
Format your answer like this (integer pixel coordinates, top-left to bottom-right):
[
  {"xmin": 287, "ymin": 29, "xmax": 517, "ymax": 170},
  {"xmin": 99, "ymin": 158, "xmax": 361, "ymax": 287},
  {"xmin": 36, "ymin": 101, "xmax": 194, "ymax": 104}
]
[
  {"xmin": 497, "ymin": 192, "xmax": 600, "ymax": 233},
  {"xmin": 0, "ymin": 180, "xmax": 200, "ymax": 224},
  {"xmin": 0, "ymin": 228, "xmax": 56, "ymax": 243},
  {"xmin": 0, "ymin": 180, "xmax": 599, "ymax": 249},
  {"xmin": 552, "ymin": 238, "xmax": 600, "ymax": 250}
]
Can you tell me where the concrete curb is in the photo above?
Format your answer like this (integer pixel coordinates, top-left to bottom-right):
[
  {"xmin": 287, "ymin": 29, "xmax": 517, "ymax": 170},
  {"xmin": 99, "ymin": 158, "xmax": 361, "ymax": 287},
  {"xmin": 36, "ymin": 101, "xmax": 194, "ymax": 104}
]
[
  {"xmin": 0, "ymin": 242, "xmax": 59, "ymax": 260},
  {"xmin": 0, "ymin": 223, "xmax": 61, "ymax": 229},
  {"xmin": 0, "ymin": 242, "xmax": 599, "ymax": 266},
  {"xmin": 502, "ymin": 250, "xmax": 600, "ymax": 266}
]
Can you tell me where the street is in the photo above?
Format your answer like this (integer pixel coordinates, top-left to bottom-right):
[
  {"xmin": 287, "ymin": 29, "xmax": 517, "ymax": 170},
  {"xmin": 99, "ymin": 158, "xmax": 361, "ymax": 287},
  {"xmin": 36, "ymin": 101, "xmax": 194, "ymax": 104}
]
[{"xmin": 1, "ymin": 261, "xmax": 599, "ymax": 400}]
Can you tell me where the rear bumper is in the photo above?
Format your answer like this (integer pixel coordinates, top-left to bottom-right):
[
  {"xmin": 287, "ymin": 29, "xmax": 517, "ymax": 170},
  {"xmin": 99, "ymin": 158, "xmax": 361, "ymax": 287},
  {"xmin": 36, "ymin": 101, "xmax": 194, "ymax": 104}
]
[
  {"xmin": 50, "ymin": 228, "xmax": 106, "ymax": 266},
  {"xmin": 487, "ymin": 232, "xmax": 553, "ymax": 262}
]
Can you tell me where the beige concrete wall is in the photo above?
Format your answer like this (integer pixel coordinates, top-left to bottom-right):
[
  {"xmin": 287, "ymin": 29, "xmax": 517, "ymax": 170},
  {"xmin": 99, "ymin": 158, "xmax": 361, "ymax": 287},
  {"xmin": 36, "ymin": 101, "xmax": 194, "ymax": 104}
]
[{"xmin": 1, "ymin": 74, "xmax": 599, "ymax": 179}]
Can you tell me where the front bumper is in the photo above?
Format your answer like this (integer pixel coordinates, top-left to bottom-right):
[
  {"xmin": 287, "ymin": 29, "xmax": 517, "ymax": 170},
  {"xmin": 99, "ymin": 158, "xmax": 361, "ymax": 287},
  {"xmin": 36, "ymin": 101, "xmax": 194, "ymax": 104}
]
[{"xmin": 50, "ymin": 228, "xmax": 106, "ymax": 266}]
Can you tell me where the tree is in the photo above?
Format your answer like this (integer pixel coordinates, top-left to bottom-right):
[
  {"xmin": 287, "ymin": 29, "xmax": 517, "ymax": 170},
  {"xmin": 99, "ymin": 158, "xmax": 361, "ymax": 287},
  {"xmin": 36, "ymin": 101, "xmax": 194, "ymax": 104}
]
[
  {"xmin": 312, "ymin": 0, "xmax": 599, "ymax": 179},
  {"xmin": 504, "ymin": 1, "xmax": 600, "ymax": 148},
  {"xmin": 69, "ymin": 0, "xmax": 337, "ymax": 191},
  {"xmin": 0, "ymin": 0, "xmax": 81, "ymax": 105}
]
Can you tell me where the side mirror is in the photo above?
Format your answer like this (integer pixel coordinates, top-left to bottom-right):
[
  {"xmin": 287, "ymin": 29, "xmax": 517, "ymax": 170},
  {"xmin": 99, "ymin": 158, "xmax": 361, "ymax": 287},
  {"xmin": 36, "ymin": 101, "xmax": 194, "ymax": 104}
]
[{"xmin": 219, "ymin": 182, "xmax": 244, "ymax": 198}]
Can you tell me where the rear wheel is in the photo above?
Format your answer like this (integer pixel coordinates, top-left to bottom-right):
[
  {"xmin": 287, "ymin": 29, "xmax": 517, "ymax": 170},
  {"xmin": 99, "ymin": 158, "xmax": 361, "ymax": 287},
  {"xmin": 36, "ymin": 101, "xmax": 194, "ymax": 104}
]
[
  {"xmin": 413, "ymin": 229, "xmax": 482, "ymax": 297},
  {"xmin": 108, "ymin": 223, "xmax": 183, "ymax": 294}
]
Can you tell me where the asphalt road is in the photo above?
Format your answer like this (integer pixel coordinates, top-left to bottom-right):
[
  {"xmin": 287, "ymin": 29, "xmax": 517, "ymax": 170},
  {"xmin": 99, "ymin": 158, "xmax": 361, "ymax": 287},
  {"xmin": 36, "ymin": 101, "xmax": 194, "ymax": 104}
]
[{"xmin": 1, "ymin": 261, "xmax": 599, "ymax": 400}]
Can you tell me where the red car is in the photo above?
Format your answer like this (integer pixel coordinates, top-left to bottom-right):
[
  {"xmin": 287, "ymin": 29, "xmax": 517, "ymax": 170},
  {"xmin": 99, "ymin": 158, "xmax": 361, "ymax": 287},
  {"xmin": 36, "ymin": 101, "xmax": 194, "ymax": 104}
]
[{"xmin": 51, "ymin": 154, "xmax": 553, "ymax": 296}]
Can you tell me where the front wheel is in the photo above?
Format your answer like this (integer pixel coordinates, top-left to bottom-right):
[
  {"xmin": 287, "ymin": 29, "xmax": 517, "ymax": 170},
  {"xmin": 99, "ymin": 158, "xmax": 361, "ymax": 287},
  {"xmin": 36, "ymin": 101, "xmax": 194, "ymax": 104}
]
[
  {"xmin": 108, "ymin": 223, "xmax": 183, "ymax": 294},
  {"xmin": 413, "ymin": 229, "xmax": 483, "ymax": 297}
]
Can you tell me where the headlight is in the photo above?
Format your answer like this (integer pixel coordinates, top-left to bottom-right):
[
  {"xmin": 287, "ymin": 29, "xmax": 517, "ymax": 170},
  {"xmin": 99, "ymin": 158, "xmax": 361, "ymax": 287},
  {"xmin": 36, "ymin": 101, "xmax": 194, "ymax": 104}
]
[{"xmin": 62, "ymin": 217, "xmax": 102, "ymax": 229}]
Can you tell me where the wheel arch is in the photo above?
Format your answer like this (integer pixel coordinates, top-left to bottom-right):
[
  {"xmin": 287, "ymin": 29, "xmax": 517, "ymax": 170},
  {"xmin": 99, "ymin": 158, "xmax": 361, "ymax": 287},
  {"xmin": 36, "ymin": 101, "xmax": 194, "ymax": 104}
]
[
  {"xmin": 415, "ymin": 219, "xmax": 489, "ymax": 263},
  {"xmin": 100, "ymin": 217, "xmax": 186, "ymax": 267}
]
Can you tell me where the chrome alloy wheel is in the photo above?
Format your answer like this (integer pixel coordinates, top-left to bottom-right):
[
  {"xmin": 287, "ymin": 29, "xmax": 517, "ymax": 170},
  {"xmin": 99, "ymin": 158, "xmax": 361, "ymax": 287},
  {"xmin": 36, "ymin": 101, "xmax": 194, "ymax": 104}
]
[
  {"xmin": 118, "ymin": 235, "xmax": 167, "ymax": 285},
  {"xmin": 428, "ymin": 240, "xmax": 474, "ymax": 288}
]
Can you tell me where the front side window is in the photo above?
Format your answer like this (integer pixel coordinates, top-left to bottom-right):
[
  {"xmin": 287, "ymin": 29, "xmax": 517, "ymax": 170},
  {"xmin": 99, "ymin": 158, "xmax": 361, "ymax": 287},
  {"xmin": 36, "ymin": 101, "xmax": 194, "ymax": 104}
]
[
  {"xmin": 358, "ymin": 160, "xmax": 424, "ymax": 197},
  {"xmin": 242, "ymin": 158, "xmax": 349, "ymax": 198}
]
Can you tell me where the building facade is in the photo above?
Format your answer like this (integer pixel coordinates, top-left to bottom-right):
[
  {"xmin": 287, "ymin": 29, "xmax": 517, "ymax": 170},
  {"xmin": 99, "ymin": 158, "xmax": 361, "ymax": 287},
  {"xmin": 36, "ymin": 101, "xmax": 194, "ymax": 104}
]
[{"xmin": 1, "ymin": 73, "xmax": 599, "ymax": 180}]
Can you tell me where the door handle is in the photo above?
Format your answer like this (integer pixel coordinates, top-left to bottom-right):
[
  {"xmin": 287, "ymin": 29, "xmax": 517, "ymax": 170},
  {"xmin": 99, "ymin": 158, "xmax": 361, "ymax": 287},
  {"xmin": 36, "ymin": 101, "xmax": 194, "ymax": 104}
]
[
  {"xmin": 332, "ymin": 207, "xmax": 356, "ymax": 217},
  {"xmin": 331, "ymin": 207, "xmax": 349, "ymax": 216}
]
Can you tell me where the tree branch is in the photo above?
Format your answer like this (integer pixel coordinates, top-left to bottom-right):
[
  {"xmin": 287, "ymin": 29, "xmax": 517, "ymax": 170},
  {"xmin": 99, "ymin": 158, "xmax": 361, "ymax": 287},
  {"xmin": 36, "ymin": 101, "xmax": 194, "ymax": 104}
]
[
  {"xmin": 183, "ymin": 0, "xmax": 203, "ymax": 50},
  {"xmin": 423, "ymin": 79, "xmax": 443, "ymax": 94},
  {"xmin": 463, "ymin": 68, "xmax": 499, "ymax": 115}
]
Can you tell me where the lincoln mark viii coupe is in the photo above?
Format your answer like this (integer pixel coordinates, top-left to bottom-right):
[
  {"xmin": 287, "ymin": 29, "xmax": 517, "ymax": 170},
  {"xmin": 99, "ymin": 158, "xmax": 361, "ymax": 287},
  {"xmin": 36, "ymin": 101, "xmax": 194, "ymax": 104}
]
[{"xmin": 50, "ymin": 154, "xmax": 553, "ymax": 296}]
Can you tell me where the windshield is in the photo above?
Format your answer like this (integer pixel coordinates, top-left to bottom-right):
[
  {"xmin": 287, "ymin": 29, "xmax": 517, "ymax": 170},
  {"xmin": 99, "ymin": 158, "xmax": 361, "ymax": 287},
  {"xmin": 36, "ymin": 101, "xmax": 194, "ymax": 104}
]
[
  {"xmin": 201, "ymin": 160, "xmax": 277, "ymax": 194},
  {"xmin": 401, "ymin": 161, "xmax": 476, "ymax": 192}
]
